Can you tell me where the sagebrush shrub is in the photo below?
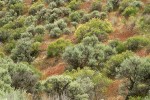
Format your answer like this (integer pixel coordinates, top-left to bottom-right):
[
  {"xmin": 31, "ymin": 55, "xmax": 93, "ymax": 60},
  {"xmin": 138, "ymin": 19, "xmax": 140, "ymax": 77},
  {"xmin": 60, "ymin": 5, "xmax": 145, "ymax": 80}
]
[
  {"xmin": 47, "ymin": 38, "xmax": 72, "ymax": 57},
  {"xmin": 75, "ymin": 18, "xmax": 113, "ymax": 42}
]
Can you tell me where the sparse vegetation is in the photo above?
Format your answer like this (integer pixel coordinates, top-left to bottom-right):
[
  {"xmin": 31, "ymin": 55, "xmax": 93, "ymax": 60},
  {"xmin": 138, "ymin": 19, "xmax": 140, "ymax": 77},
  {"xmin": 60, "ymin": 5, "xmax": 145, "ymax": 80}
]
[{"xmin": 0, "ymin": 0, "xmax": 149, "ymax": 100}]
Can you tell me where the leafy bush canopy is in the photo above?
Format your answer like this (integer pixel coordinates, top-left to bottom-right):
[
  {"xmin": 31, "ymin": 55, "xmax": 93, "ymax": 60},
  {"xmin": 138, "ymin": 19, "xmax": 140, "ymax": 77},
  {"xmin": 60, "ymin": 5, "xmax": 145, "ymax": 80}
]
[
  {"xmin": 75, "ymin": 18, "xmax": 113, "ymax": 42},
  {"xmin": 47, "ymin": 38, "xmax": 72, "ymax": 57}
]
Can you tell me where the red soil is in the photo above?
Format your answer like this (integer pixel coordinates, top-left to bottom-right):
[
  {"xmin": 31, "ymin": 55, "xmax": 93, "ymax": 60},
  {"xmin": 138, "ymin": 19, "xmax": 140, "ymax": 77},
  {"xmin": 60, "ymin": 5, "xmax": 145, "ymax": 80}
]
[
  {"xmin": 109, "ymin": 27, "xmax": 135, "ymax": 42},
  {"xmin": 106, "ymin": 80, "xmax": 124, "ymax": 100},
  {"xmin": 42, "ymin": 63, "xmax": 66, "ymax": 79},
  {"xmin": 136, "ymin": 48, "xmax": 148, "ymax": 57},
  {"xmin": 79, "ymin": 1, "xmax": 93, "ymax": 12},
  {"xmin": 24, "ymin": 0, "xmax": 32, "ymax": 5}
]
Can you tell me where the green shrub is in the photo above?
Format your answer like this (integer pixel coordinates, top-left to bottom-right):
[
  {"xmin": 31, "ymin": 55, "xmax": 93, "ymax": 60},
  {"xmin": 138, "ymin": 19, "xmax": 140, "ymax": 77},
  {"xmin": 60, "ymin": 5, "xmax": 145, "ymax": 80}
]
[
  {"xmin": 10, "ymin": 38, "xmax": 33, "ymax": 63},
  {"xmin": 63, "ymin": 35, "xmax": 115, "ymax": 69},
  {"xmin": 60, "ymin": 7, "xmax": 71, "ymax": 16},
  {"xmin": 81, "ymin": 13, "xmax": 91, "ymax": 23},
  {"xmin": 29, "ymin": 3, "xmax": 44, "ymax": 15},
  {"xmin": 50, "ymin": 27, "xmax": 62, "ymax": 38},
  {"xmin": 75, "ymin": 18, "xmax": 113, "ymax": 42},
  {"xmin": 109, "ymin": 40, "xmax": 126, "ymax": 53},
  {"xmin": 90, "ymin": 11, "xmax": 101, "ymax": 18},
  {"xmin": 138, "ymin": 15, "xmax": 150, "ymax": 34},
  {"xmin": 48, "ymin": 2, "xmax": 57, "ymax": 8},
  {"xmin": 143, "ymin": 4, "xmax": 150, "ymax": 14},
  {"xmin": 122, "ymin": 6, "xmax": 138, "ymax": 18},
  {"xmin": 55, "ymin": 19, "xmax": 67, "ymax": 30},
  {"xmin": 125, "ymin": 36, "xmax": 150, "ymax": 51},
  {"xmin": 119, "ymin": 56, "xmax": 150, "ymax": 99},
  {"xmin": 24, "ymin": 15, "xmax": 37, "ymax": 26},
  {"xmin": 4, "ymin": 41, "xmax": 16, "ymax": 53},
  {"xmin": 34, "ymin": 34, "xmax": 43, "ymax": 42},
  {"xmin": 90, "ymin": 1, "xmax": 102, "ymax": 12},
  {"xmin": 35, "ymin": 25, "xmax": 45, "ymax": 34},
  {"xmin": 10, "ymin": 2, "xmax": 25, "ymax": 16},
  {"xmin": 68, "ymin": 0, "xmax": 81, "ymax": 10},
  {"xmin": 31, "ymin": 42, "xmax": 41, "ymax": 56},
  {"xmin": 12, "ymin": 27, "xmax": 26, "ymax": 40},
  {"xmin": 0, "ymin": 1, "xmax": 4, "ymax": 10},
  {"xmin": 105, "ymin": 51, "xmax": 134, "ymax": 77},
  {"xmin": 27, "ymin": 25, "xmax": 36, "ymax": 35},
  {"xmin": 69, "ymin": 11, "xmax": 83, "ymax": 23},
  {"xmin": 63, "ymin": 28, "xmax": 72, "ymax": 34},
  {"xmin": 106, "ymin": 0, "xmax": 120, "ymax": 12},
  {"xmin": 21, "ymin": 32, "xmax": 33, "ymax": 39},
  {"xmin": 47, "ymin": 38, "xmax": 72, "ymax": 57},
  {"xmin": 0, "ymin": 28, "xmax": 10, "ymax": 42}
]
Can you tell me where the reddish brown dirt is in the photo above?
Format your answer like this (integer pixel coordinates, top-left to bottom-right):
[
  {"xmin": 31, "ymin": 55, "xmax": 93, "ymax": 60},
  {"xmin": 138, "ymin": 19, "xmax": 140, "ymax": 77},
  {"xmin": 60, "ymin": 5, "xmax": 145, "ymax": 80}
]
[
  {"xmin": 42, "ymin": 63, "xmax": 66, "ymax": 79},
  {"xmin": 136, "ymin": 48, "xmax": 149, "ymax": 57},
  {"xmin": 24, "ymin": 0, "xmax": 32, "ymax": 5},
  {"xmin": 109, "ymin": 27, "xmax": 135, "ymax": 42},
  {"xmin": 106, "ymin": 80, "xmax": 124, "ymax": 100},
  {"xmin": 79, "ymin": 1, "xmax": 93, "ymax": 12}
]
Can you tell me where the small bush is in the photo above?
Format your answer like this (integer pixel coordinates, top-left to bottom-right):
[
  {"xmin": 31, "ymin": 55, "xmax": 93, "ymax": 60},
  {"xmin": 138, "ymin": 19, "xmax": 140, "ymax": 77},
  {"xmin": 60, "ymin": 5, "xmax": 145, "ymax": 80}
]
[
  {"xmin": 125, "ymin": 36, "xmax": 150, "ymax": 51},
  {"xmin": 47, "ymin": 38, "xmax": 72, "ymax": 57},
  {"xmin": 49, "ymin": 27, "xmax": 62, "ymax": 38},
  {"xmin": 75, "ymin": 18, "xmax": 113, "ymax": 42},
  {"xmin": 68, "ymin": 0, "xmax": 81, "ymax": 10},
  {"xmin": 105, "ymin": 51, "xmax": 134, "ymax": 77},
  {"xmin": 24, "ymin": 15, "xmax": 36, "ymax": 26},
  {"xmin": 122, "ymin": 6, "xmax": 138, "ymax": 18},
  {"xmin": 35, "ymin": 25, "xmax": 45, "ymax": 34},
  {"xmin": 55, "ymin": 19, "xmax": 67, "ymax": 30},
  {"xmin": 0, "ymin": 28, "xmax": 10, "ymax": 42},
  {"xmin": 90, "ymin": 1, "xmax": 102, "ymax": 12},
  {"xmin": 31, "ymin": 42, "xmax": 41, "ymax": 56},
  {"xmin": 4, "ymin": 41, "xmax": 16, "ymax": 53},
  {"xmin": 69, "ymin": 11, "xmax": 83, "ymax": 23},
  {"xmin": 143, "ymin": 4, "xmax": 150, "ymax": 14}
]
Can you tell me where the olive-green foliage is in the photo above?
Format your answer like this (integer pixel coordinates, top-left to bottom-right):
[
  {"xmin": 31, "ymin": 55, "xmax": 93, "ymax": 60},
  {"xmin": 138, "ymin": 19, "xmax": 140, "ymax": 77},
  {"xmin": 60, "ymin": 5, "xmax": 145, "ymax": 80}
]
[
  {"xmin": 105, "ymin": 51, "xmax": 134, "ymax": 77},
  {"xmin": 0, "ymin": 57, "xmax": 40, "ymax": 93},
  {"xmin": 47, "ymin": 19, "xmax": 69, "ymax": 38},
  {"xmin": 47, "ymin": 38, "xmax": 72, "ymax": 57},
  {"xmin": 119, "ymin": 0, "xmax": 143, "ymax": 14},
  {"xmin": 65, "ymin": 67, "xmax": 112, "ymax": 100},
  {"xmin": 75, "ymin": 18, "xmax": 113, "ymax": 42},
  {"xmin": 9, "ymin": 2, "xmax": 25, "ymax": 16},
  {"xmin": 0, "ymin": 90, "xmax": 29, "ymax": 100},
  {"xmin": 4, "ymin": 40, "xmax": 16, "ymax": 53},
  {"xmin": 125, "ymin": 36, "xmax": 150, "ymax": 51},
  {"xmin": 29, "ymin": 3, "xmax": 44, "ymax": 15},
  {"xmin": 69, "ymin": 10, "xmax": 83, "ymax": 23},
  {"xmin": 109, "ymin": 40, "xmax": 126, "ymax": 53},
  {"xmin": 106, "ymin": 0, "xmax": 120, "ymax": 12},
  {"xmin": 118, "ymin": 56, "xmax": 150, "ymax": 99},
  {"xmin": 32, "ymin": 42, "xmax": 41, "ymax": 56},
  {"xmin": 35, "ymin": 25, "xmax": 45, "ymax": 34},
  {"xmin": 0, "ymin": 1, "xmax": 4, "ymax": 10},
  {"xmin": 63, "ymin": 35, "xmax": 115, "ymax": 69},
  {"xmin": 24, "ymin": 15, "xmax": 37, "ymax": 26},
  {"xmin": 122, "ymin": 6, "xmax": 138, "ymax": 18},
  {"xmin": 0, "ymin": 28, "xmax": 10, "ymax": 42},
  {"xmin": 10, "ymin": 38, "xmax": 33, "ymax": 63},
  {"xmin": 143, "ymin": 4, "xmax": 150, "ymax": 14},
  {"xmin": 43, "ymin": 68, "xmax": 96, "ymax": 100},
  {"xmin": 0, "ymin": 67, "xmax": 12, "ymax": 95},
  {"xmin": 138, "ymin": 15, "xmax": 150, "ymax": 34},
  {"xmin": 90, "ymin": 0, "xmax": 102, "ymax": 12},
  {"xmin": 68, "ymin": 0, "xmax": 81, "ymax": 10}
]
